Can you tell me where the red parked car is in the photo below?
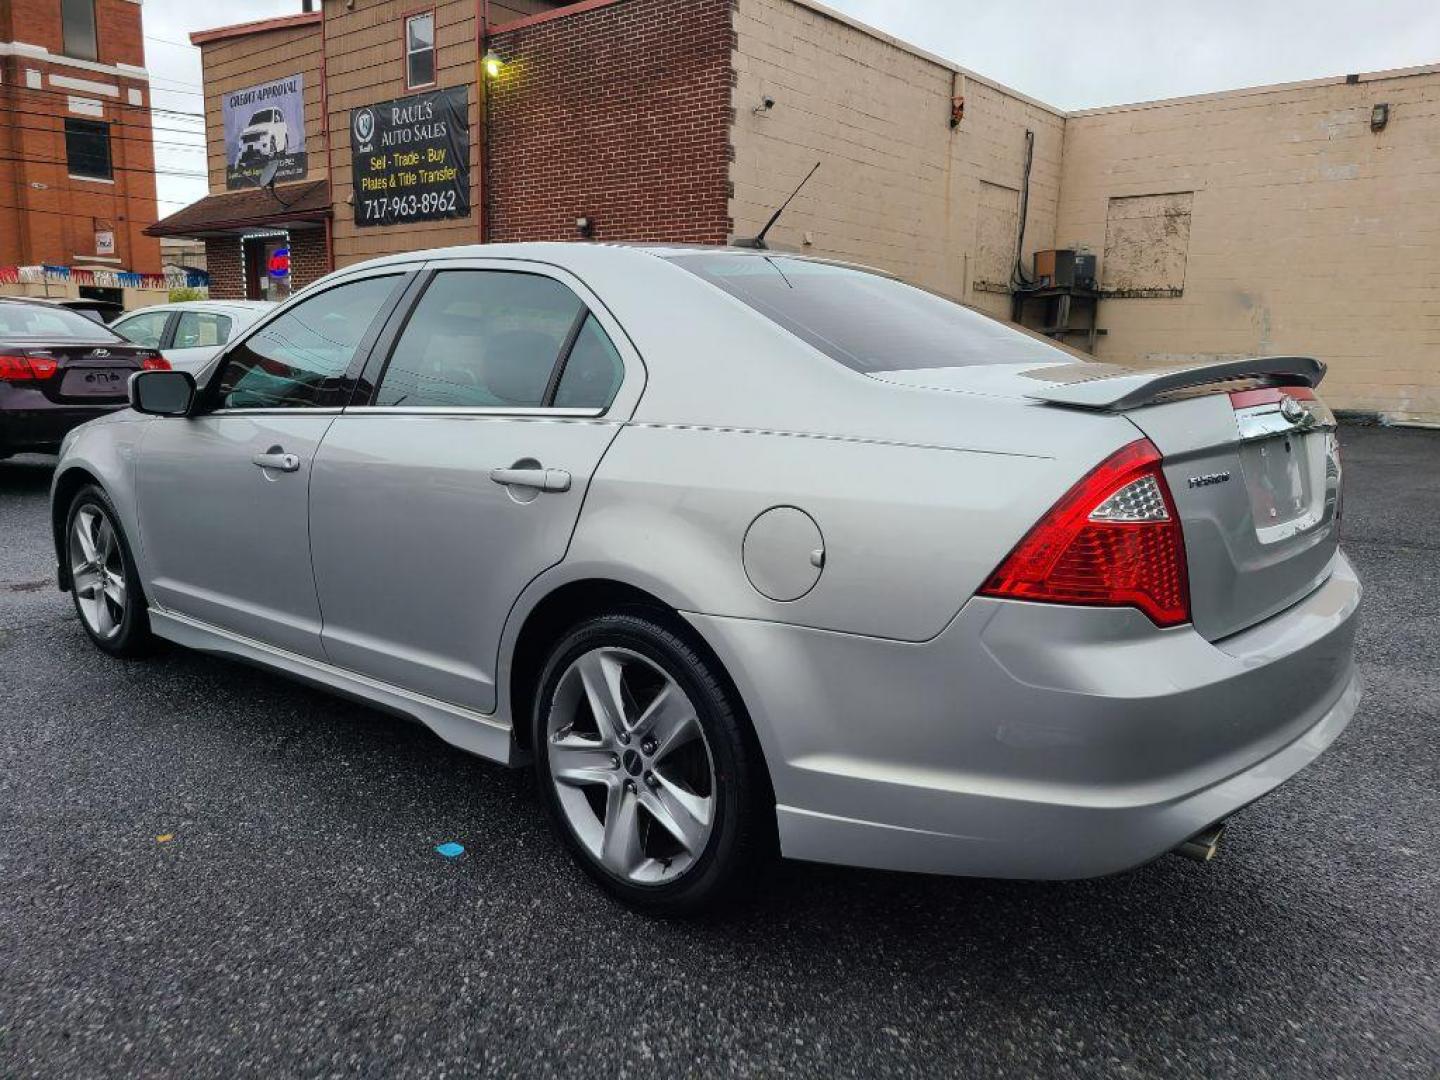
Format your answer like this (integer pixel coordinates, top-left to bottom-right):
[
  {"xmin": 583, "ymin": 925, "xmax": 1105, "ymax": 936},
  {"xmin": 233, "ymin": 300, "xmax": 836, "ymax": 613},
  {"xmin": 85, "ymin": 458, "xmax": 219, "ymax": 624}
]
[{"xmin": 0, "ymin": 298, "xmax": 167, "ymax": 458}]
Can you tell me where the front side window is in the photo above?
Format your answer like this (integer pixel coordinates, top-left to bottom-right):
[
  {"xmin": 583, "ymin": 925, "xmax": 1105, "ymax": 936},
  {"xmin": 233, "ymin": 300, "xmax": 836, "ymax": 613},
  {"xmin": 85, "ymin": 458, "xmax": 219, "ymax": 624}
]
[
  {"xmin": 667, "ymin": 253, "xmax": 1080, "ymax": 373},
  {"xmin": 113, "ymin": 310, "xmax": 171, "ymax": 348},
  {"xmin": 174, "ymin": 312, "xmax": 233, "ymax": 349},
  {"xmin": 61, "ymin": 0, "xmax": 98, "ymax": 60},
  {"xmin": 216, "ymin": 276, "xmax": 399, "ymax": 409},
  {"xmin": 376, "ymin": 270, "xmax": 593, "ymax": 408},
  {"xmin": 405, "ymin": 12, "xmax": 436, "ymax": 88},
  {"xmin": 65, "ymin": 119, "xmax": 112, "ymax": 180}
]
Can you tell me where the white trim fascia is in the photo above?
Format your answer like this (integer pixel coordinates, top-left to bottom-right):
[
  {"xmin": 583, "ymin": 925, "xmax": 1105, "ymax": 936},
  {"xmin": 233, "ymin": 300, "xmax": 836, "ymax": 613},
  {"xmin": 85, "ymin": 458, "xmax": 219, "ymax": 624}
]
[
  {"xmin": 67, "ymin": 95, "xmax": 106, "ymax": 117},
  {"xmin": 0, "ymin": 42, "xmax": 149, "ymax": 82},
  {"xmin": 52, "ymin": 73, "xmax": 120, "ymax": 98}
]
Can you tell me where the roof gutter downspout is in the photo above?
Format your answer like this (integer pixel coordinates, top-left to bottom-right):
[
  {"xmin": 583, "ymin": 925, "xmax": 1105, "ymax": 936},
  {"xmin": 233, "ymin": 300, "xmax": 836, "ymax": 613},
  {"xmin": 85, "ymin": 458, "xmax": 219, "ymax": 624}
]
[
  {"xmin": 476, "ymin": 0, "xmax": 490, "ymax": 242},
  {"xmin": 319, "ymin": 5, "xmax": 335, "ymax": 273}
]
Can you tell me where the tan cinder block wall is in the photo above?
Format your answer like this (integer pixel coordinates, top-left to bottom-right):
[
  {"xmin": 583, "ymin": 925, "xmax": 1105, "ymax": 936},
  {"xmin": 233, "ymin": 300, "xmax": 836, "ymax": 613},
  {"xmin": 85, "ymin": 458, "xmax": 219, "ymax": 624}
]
[
  {"xmin": 1057, "ymin": 66, "xmax": 1440, "ymax": 424},
  {"xmin": 730, "ymin": 0, "xmax": 1065, "ymax": 319}
]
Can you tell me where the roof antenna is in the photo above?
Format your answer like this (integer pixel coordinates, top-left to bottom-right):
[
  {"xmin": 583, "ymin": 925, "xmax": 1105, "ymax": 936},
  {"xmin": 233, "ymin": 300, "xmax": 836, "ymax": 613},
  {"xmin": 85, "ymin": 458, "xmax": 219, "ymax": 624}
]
[{"xmin": 733, "ymin": 161, "xmax": 820, "ymax": 250}]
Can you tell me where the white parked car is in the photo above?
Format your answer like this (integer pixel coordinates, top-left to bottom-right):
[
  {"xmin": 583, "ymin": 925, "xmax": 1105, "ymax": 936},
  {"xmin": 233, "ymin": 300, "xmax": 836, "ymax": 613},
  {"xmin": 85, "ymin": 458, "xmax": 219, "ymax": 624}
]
[
  {"xmin": 236, "ymin": 108, "xmax": 290, "ymax": 163},
  {"xmin": 111, "ymin": 301, "xmax": 274, "ymax": 377}
]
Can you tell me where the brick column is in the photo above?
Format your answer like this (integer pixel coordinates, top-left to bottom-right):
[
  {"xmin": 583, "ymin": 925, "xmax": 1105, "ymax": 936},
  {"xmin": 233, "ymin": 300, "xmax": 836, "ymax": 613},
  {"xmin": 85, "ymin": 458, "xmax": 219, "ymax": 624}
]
[
  {"xmin": 487, "ymin": 0, "xmax": 732, "ymax": 244},
  {"xmin": 205, "ymin": 237, "xmax": 245, "ymax": 299},
  {"xmin": 288, "ymin": 229, "xmax": 331, "ymax": 290}
]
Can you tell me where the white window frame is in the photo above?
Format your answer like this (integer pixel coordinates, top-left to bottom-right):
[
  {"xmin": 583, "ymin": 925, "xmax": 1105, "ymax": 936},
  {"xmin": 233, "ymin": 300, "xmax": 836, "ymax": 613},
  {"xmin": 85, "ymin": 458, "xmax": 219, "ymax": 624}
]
[{"xmin": 404, "ymin": 10, "xmax": 436, "ymax": 90}]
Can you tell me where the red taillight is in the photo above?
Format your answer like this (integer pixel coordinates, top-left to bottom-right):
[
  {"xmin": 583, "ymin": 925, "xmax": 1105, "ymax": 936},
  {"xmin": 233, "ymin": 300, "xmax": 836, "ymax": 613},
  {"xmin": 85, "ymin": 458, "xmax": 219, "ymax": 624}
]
[
  {"xmin": 0, "ymin": 354, "xmax": 58, "ymax": 381},
  {"xmin": 141, "ymin": 354, "xmax": 171, "ymax": 371},
  {"xmin": 980, "ymin": 438, "xmax": 1191, "ymax": 627}
]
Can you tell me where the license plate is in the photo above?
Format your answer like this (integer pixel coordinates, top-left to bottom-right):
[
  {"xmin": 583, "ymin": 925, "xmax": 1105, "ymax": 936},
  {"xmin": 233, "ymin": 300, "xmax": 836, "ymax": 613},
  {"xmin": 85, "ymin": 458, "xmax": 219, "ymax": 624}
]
[
  {"xmin": 1239, "ymin": 431, "xmax": 1323, "ymax": 538},
  {"xmin": 61, "ymin": 368, "xmax": 129, "ymax": 398}
]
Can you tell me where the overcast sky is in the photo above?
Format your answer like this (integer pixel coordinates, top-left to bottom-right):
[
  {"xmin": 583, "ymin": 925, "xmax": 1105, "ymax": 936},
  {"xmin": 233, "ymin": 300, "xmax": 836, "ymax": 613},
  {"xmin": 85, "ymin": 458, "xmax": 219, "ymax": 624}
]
[{"xmin": 143, "ymin": 0, "xmax": 1440, "ymax": 214}]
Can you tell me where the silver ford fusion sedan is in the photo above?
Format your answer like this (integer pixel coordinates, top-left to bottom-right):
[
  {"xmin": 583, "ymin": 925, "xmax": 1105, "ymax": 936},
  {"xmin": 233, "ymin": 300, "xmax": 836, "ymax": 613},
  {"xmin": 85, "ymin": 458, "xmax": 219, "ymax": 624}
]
[{"xmin": 50, "ymin": 244, "xmax": 1361, "ymax": 912}]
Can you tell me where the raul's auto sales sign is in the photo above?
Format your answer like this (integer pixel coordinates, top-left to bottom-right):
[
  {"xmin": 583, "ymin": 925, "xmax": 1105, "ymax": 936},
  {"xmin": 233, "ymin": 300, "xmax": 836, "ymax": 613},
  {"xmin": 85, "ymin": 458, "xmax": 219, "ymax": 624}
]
[{"xmin": 351, "ymin": 86, "xmax": 470, "ymax": 227}]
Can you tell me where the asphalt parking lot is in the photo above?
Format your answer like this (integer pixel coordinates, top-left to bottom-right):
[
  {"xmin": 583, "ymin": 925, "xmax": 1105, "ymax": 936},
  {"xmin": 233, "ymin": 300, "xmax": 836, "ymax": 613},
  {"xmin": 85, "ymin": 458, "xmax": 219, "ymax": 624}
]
[{"xmin": 1, "ymin": 425, "xmax": 1437, "ymax": 1078}]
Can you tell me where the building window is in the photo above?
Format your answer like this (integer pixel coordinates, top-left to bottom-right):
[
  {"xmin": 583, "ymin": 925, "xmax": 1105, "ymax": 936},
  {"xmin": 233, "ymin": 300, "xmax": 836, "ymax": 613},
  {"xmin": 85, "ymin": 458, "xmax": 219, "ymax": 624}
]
[
  {"xmin": 61, "ymin": 0, "xmax": 99, "ymax": 61},
  {"xmin": 405, "ymin": 11, "xmax": 436, "ymax": 88},
  {"xmin": 65, "ymin": 119, "xmax": 112, "ymax": 180}
]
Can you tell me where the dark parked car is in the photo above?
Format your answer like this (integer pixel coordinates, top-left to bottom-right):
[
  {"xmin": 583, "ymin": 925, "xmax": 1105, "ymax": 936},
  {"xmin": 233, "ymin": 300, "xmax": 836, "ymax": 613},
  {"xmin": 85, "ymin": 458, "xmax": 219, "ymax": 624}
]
[
  {"xmin": 58, "ymin": 297, "xmax": 127, "ymax": 325},
  {"xmin": 0, "ymin": 298, "xmax": 168, "ymax": 458}
]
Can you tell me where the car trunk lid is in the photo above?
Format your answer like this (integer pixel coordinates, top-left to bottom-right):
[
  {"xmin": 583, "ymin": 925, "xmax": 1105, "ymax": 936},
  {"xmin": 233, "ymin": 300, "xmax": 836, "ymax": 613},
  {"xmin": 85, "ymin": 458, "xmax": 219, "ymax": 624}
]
[
  {"xmin": 1124, "ymin": 385, "xmax": 1341, "ymax": 641},
  {"xmin": 4, "ymin": 341, "xmax": 156, "ymax": 405},
  {"xmin": 872, "ymin": 355, "xmax": 1342, "ymax": 640}
]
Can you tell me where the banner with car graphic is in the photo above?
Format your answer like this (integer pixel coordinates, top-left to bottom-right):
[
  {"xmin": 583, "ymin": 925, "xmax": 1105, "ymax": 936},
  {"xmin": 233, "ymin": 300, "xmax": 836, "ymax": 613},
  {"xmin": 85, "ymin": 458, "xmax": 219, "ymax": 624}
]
[
  {"xmin": 350, "ymin": 86, "xmax": 470, "ymax": 227},
  {"xmin": 223, "ymin": 74, "xmax": 307, "ymax": 190}
]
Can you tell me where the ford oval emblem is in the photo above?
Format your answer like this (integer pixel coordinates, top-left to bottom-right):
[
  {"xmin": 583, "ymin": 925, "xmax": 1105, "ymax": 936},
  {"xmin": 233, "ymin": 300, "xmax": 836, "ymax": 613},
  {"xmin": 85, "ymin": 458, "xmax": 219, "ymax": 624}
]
[{"xmin": 1280, "ymin": 396, "xmax": 1313, "ymax": 427}]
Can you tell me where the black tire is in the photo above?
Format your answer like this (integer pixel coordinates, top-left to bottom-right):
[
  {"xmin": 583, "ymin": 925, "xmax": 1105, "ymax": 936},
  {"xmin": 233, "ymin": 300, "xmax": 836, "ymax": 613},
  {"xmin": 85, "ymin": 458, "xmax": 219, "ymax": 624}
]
[
  {"xmin": 531, "ymin": 612, "xmax": 770, "ymax": 915},
  {"xmin": 64, "ymin": 485, "xmax": 156, "ymax": 658}
]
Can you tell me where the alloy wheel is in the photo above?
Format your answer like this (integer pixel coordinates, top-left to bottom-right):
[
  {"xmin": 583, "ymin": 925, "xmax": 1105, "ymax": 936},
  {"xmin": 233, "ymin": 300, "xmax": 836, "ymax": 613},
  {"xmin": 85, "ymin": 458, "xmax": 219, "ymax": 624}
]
[
  {"xmin": 545, "ymin": 647, "xmax": 716, "ymax": 884},
  {"xmin": 69, "ymin": 505, "xmax": 126, "ymax": 640}
]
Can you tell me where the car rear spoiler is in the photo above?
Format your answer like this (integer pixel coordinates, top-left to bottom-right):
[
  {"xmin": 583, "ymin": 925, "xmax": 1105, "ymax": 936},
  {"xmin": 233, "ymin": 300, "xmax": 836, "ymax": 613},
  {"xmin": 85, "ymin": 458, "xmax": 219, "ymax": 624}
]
[{"xmin": 1024, "ymin": 356, "xmax": 1326, "ymax": 412}]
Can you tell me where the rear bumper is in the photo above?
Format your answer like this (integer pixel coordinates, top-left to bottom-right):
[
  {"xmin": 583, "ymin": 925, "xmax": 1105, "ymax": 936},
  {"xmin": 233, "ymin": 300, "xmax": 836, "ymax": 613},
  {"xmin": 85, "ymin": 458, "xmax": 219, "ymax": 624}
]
[
  {"xmin": 686, "ymin": 551, "xmax": 1362, "ymax": 879},
  {"xmin": 0, "ymin": 400, "xmax": 123, "ymax": 454}
]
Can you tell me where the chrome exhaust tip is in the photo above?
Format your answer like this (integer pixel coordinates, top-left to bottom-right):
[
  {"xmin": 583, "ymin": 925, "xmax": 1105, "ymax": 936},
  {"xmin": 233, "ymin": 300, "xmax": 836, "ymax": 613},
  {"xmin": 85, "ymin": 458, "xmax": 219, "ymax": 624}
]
[{"xmin": 1174, "ymin": 822, "xmax": 1226, "ymax": 863}]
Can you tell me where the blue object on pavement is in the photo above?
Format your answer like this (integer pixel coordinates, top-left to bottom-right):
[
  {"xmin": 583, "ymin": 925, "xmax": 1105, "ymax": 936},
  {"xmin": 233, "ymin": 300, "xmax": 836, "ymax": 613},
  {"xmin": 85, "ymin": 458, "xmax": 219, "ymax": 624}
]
[{"xmin": 435, "ymin": 842, "xmax": 465, "ymax": 858}]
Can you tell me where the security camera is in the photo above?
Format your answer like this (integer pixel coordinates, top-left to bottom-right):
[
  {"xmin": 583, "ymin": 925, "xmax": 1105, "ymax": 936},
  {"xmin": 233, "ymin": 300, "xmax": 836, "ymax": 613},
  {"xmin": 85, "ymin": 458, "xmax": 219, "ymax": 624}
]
[{"xmin": 753, "ymin": 95, "xmax": 775, "ymax": 115}]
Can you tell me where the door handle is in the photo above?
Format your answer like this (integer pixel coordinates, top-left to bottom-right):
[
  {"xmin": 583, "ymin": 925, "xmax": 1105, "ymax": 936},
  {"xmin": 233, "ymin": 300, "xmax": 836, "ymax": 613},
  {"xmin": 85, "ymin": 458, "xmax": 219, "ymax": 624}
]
[
  {"xmin": 252, "ymin": 451, "xmax": 301, "ymax": 473},
  {"xmin": 490, "ymin": 467, "xmax": 571, "ymax": 493}
]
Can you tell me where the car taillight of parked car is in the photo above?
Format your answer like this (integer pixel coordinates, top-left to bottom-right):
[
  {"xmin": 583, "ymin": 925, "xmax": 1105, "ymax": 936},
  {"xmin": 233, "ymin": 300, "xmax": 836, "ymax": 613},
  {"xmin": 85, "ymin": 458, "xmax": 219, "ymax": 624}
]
[
  {"xmin": 980, "ymin": 437, "xmax": 1191, "ymax": 627},
  {"xmin": 0, "ymin": 354, "xmax": 58, "ymax": 381},
  {"xmin": 141, "ymin": 355, "xmax": 171, "ymax": 371}
]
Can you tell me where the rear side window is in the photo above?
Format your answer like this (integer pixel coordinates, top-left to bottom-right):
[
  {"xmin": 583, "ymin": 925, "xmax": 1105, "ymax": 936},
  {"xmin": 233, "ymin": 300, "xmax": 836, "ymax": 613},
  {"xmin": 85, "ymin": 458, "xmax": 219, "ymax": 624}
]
[
  {"xmin": 217, "ymin": 276, "xmax": 399, "ymax": 409},
  {"xmin": 114, "ymin": 309, "xmax": 170, "ymax": 348},
  {"xmin": 666, "ymin": 253, "xmax": 1076, "ymax": 373},
  {"xmin": 553, "ymin": 315, "xmax": 624, "ymax": 408},
  {"xmin": 174, "ymin": 312, "xmax": 232, "ymax": 349},
  {"xmin": 376, "ymin": 270, "xmax": 591, "ymax": 408}
]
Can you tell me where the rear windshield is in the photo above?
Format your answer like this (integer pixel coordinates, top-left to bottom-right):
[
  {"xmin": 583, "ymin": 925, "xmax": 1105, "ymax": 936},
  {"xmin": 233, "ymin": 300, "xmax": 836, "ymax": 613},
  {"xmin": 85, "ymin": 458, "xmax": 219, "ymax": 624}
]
[
  {"xmin": 0, "ymin": 303, "xmax": 121, "ymax": 341},
  {"xmin": 667, "ymin": 253, "xmax": 1078, "ymax": 373}
]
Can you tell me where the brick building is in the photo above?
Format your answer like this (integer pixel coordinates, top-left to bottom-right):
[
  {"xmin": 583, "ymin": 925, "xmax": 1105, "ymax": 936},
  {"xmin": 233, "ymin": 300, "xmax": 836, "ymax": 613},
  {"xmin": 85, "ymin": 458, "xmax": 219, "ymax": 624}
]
[
  {"xmin": 0, "ymin": 0, "xmax": 167, "ymax": 307},
  {"xmin": 153, "ymin": 0, "xmax": 1439, "ymax": 424}
]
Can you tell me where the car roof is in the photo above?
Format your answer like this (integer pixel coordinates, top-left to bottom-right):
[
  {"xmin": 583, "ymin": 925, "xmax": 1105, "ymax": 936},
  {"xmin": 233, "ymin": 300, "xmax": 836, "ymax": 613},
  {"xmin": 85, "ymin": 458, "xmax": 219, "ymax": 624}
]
[
  {"xmin": 0, "ymin": 295, "xmax": 66, "ymax": 306},
  {"xmin": 311, "ymin": 242, "xmax": 882, "ymax": 289},
  {"xmin": 341, "ymin": 242, "xmax": 781, "ymax": 266},
  {"xmin": 117, "ymin": 301, "xmax": 274, "ymax": 315}
]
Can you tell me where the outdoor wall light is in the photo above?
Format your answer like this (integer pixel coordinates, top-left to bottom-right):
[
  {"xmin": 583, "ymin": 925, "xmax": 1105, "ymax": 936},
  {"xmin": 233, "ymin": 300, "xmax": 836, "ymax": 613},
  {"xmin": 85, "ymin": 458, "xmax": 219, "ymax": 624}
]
[
  {"xmin": 1370, "ymin": 103, "xmax": 1389, "ymax": 132},
  {"xmin": 576, "ymin": 216, "xmax": 595, "ymax": 238},
  {"xmin": 483, "ymin": 49, "xmax": 504, "ymax": 79}
]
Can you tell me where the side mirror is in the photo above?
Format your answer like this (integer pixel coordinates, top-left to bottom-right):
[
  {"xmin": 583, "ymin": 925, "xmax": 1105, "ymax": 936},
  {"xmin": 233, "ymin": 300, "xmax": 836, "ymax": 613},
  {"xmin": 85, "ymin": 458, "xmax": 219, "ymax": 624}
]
[{"xmin": 129, "ymin": 369, "xmax": 196, "ymax": 417}]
